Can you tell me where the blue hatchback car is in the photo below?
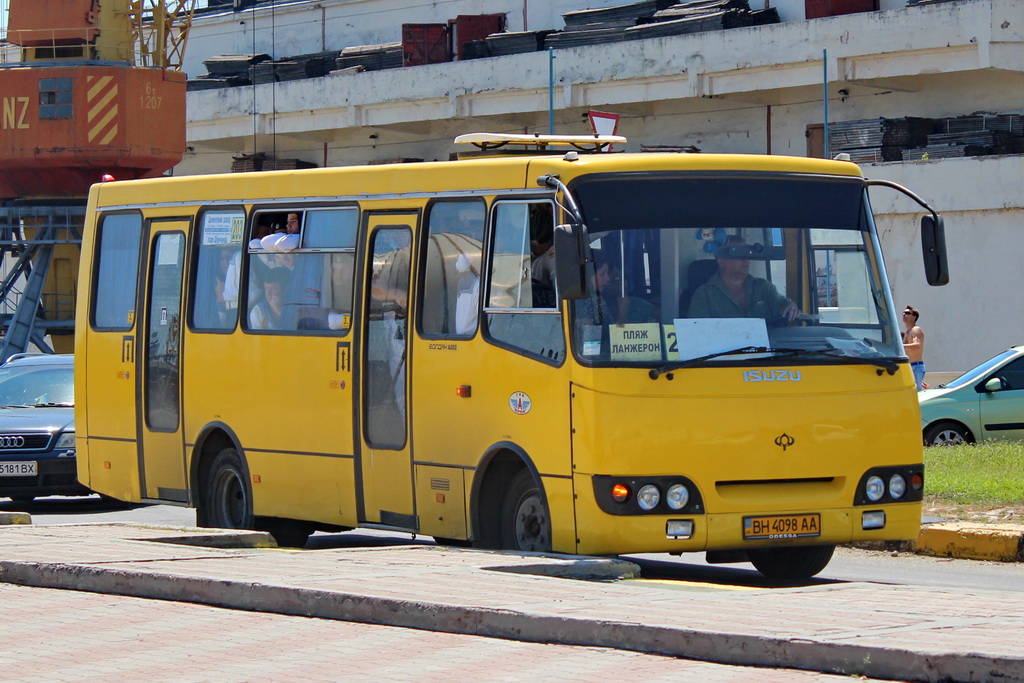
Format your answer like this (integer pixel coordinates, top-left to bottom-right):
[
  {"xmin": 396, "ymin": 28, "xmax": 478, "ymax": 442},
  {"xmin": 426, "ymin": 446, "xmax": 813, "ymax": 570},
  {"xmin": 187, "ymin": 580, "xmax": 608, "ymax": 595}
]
[
  {"xmin": 0, "ymin": 353, "xmax": 89, "ymax": 501},
  {"xmin": 919, "ymin": 345, "xmax": 1024, "ymax": 445}
]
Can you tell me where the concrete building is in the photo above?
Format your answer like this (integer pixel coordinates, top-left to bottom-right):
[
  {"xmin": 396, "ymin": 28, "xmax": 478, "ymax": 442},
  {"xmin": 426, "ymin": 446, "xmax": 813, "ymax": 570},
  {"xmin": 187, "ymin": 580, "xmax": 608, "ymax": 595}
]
[{"xmin": 181, "ymin": 0, "xmax": 1024, "ymax": 374}]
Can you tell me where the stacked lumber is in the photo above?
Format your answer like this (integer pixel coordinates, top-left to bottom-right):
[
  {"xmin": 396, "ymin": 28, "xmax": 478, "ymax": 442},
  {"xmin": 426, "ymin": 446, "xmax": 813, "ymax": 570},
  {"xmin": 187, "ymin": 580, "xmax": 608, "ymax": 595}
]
[
  {"xmin": 334, "ymin": 42, "xmax": 404, "ymax": 72},
  {"xmin": 546, "ymin": 0, "xmax": 779, "ymax": 49},
  {"xmin": 187, "ymin": 53, "xmax": 270, "ymax": 91},
  {"xmin": 829, "ymin": 117, "xmax": 931, "ymax": 162},
  {"xmin": 484, "ymin": 30, "xmax": 553, "ymax": 56},
  {"xmin": 230, "ymin": 153, "xmax": 318, "ymax": 173}
]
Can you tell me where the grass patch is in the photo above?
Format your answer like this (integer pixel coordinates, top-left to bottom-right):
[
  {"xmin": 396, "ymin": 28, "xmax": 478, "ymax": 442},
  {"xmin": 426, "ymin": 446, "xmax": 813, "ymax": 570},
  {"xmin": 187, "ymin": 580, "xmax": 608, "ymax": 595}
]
[{"xmin": 924, "ymin": 441, "xmax": 1024, "ymax": 505}]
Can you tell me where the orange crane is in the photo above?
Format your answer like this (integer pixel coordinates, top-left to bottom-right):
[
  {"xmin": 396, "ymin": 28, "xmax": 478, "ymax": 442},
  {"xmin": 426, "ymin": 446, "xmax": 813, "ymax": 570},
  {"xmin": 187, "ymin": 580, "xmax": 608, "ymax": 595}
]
[{"xmin": 0, "ymin": 0, "xmax": 193, "ymax": 357}]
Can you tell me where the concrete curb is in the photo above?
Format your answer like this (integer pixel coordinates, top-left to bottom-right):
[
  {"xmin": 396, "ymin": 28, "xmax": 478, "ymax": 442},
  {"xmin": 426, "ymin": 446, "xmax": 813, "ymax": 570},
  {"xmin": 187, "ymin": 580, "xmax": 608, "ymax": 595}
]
[
  {"xmin": 0, "ymin": 558, "xmax": 1021, "ymax": 682},
  {"xmin": 914, "ymin": 523, "xmax": 1024, "ymax": 562},
  {"xmin": 0, "ymin": 511, "xmax": 31, "ymax": 525}
]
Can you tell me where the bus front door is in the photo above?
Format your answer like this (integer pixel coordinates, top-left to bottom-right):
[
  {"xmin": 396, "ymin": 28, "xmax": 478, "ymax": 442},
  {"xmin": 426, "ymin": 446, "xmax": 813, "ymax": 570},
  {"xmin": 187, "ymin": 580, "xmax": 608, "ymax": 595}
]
[
  {"xmin": 358, "ymin": 217, "xmax": 416, "ymax": 529},
  {"xmin": 137, "ymin": 224, "xmax": 189, "ymax": 502}
]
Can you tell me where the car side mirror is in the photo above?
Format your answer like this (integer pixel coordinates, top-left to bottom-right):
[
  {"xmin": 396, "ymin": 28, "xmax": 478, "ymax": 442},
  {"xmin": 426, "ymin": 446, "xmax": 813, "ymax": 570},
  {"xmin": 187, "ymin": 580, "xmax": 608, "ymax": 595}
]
[
  {"xmin": 921, "ymin": 215, "xmax": 949, "ymax": 286},
  {"xmin": 553, "ymin": 223, "xmax": 589, "ymax": 300},
  {"xmin": 983, "ymin": 377, "xmax": 1004, "ymax": 393}
]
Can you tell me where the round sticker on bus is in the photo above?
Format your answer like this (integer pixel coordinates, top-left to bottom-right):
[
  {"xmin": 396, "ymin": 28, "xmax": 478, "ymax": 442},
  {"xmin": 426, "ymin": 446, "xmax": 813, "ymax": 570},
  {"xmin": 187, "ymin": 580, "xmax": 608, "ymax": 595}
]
[{"xmin": 509, "ymin": 391, "xmax": 532, "ymax": 415}]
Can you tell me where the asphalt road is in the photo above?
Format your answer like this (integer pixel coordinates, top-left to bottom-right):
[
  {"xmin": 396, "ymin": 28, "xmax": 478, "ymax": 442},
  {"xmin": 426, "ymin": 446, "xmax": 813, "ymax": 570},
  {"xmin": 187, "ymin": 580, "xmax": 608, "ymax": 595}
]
[{"xmin": 6, "ymin": 494, "xmax": 1024, "ymax": 593}]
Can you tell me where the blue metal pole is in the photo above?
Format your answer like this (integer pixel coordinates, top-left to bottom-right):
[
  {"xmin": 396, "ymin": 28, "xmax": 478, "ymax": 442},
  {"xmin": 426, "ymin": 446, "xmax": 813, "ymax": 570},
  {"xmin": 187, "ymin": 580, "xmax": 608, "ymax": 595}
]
[
  {"xmin": 548, "ymin": 48, "xmax": 555, "ymax": 134},
  {"xmin": 823, "ymin": 49, "xmax": 829, "ymax": 159}
]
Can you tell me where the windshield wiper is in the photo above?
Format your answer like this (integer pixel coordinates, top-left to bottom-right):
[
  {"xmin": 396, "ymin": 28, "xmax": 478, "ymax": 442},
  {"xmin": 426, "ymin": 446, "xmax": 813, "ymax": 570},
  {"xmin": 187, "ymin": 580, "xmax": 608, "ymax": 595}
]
[
  {"xmin": 32, "ymin": 402, "xmax": 74, "ymax": 408},
  {"xmin": 0, "ymin": 404, "xmax": 33, "ymax": 409},
  {"xmin": 649, "ymin": 346, "xmax": 777, "ymax": 378},
  {"xmin": 649, "ymin": 346, "xmax": 898, "ymax": 379},
  {"xmin": 777, "ymin": 348, "xmax": 899, "ymax": 375}
]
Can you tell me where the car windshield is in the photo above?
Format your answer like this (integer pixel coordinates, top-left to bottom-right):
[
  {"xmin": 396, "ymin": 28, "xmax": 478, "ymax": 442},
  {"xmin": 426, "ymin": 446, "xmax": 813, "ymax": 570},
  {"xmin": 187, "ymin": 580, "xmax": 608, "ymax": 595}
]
[
  {"xmin": 566, "ymin": 172, "xmax": 902, "ymax": 367},
  {"xmin": 941, "ymin": 350, "xmax": 1018, "ymax": 389},
  {"xmin": 0, "ymin": 364, "xmax": 74, "ymax": 407}
]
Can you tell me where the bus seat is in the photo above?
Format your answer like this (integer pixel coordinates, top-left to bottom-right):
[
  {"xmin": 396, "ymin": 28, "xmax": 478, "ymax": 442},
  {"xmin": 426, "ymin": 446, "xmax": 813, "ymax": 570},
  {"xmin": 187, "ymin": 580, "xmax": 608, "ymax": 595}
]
[{"xmin": 679, "ymin": 259, "xmax": 718, "ymax": 317}]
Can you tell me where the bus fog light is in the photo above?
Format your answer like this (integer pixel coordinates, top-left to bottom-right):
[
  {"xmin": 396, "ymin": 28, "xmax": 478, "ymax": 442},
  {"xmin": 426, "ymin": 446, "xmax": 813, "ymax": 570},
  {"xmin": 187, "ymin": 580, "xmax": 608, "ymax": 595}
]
[
  {"xmin": 889, "ymin": 474, "xmax": 907, "ymax": 499},
  {"xmin": 862, "ymin": 511, "xmax": 886, "ymax": 530},
  {"xmin": 666, "ymin": 520, "xmax": 693, "ymax": 539},
  {"xmin": 865, "ymin": 475, "xmax": 885, "ymax": 502},
  {"xmin": 666, "ymin": 484, "xmax": 689, "ymax": 510},
  {"xmin": 637, "ymin": 484, "xmax": 660, "ymax": 511}
]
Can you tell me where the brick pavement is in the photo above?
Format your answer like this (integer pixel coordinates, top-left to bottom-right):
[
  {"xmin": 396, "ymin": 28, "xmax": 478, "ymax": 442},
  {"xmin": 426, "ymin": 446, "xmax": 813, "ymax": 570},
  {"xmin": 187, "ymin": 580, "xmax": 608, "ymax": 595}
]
[
  {"xmin": 0, "ymin": 523, "xmax": 1022, "ymax": 682},
  {"xmin": 1, "ymin": 583, "xmax": 882, "ymax": 682}
]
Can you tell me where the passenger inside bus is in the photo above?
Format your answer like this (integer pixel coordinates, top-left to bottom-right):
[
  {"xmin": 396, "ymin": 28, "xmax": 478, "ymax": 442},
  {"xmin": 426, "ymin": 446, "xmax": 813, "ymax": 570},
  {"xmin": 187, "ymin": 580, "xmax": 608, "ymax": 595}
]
[
  {"xmin": 686, "ymin": 235, "xmax": 799, "ymax": 321},
  {"xmin": 261, "ymin": 212, "xmax": 301, "ymax": 252},
  {"xmin": 529, "ymin": 204, "xmax": 556, "ymax": 307},
  {"xmin": 249, "ymin": 266, "xmax": 291, "ymax": 330},
  {"xmin": 578, "ymin": 251, "xmax": 658, "ymax": 326}
]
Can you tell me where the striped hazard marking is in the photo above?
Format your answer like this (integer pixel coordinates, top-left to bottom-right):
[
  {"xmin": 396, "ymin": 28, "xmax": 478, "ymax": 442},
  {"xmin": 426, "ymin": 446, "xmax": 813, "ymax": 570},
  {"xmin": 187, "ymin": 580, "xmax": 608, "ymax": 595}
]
[{"xmin": 86, "ymin": 75, "xmax": 119, "ymax": 145}]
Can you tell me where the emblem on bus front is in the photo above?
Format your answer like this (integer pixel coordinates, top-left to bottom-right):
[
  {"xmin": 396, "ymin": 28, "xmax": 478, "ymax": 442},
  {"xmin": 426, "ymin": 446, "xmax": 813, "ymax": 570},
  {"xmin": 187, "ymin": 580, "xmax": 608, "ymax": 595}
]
[
  {"xmin": 509, "ymin": 391, "xmax": 532, "ymax": 415},
  {"xmin": 743, "ymin": 369, "xmax": 801, "ymax": 382},
  {"xmin": 775, "ymin": 433, "xmax": 796, "ymax": 451}
]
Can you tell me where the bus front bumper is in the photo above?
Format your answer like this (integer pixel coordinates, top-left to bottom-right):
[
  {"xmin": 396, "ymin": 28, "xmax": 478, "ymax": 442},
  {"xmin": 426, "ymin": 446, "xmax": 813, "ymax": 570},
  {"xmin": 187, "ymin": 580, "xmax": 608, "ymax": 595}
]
[{"xmin": 573, "ymin": 477, "xmax": 921, "ymax": 556}]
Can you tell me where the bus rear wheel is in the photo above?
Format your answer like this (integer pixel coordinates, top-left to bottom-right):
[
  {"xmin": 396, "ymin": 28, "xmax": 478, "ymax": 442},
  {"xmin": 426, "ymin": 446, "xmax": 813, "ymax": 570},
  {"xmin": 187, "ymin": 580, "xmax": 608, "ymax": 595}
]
[
  {"xmin": 747, "ymin": 544, "xmax": 835, "ymax": 579},
  {"xmin": 500, "ymin": 470, "xmax": 551, "ymax": 553},
  {"xmin": 201, "ymin": 447, "xmax": 254, "ymax": 531}
]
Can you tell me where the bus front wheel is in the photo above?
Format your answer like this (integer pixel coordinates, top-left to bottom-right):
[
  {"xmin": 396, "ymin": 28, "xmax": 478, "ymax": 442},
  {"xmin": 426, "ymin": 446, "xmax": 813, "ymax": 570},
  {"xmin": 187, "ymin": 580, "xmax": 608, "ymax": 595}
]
[
  {"xmin": 201, "ymin": 447, "xmax": 254, "ymax": 531},
  {"xmin": 747, "ymin": 544, "xmax": 835, "ymax": 579},
  {"xmin": 499, "ymin": 470, "xmax": 551, "ymax": 553}
]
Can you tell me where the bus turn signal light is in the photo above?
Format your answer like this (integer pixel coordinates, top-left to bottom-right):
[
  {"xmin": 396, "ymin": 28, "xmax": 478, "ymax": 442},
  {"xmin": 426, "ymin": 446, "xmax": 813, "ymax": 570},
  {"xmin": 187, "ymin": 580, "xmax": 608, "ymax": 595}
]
[
  {"xmin": 611, "ymin": 483, "xmax": 630, "ymax": 503},
  {"xmin": 456, "ymin": 385, "xmax": 472, "ymax": 398}
]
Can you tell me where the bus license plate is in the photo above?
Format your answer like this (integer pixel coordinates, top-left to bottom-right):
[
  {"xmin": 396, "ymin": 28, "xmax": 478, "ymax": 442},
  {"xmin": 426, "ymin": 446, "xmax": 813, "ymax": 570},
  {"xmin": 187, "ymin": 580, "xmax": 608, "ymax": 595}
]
[
  {"xmin": 0, "ymin": 461, "xmax": 37, "ymax": 477},
  {"xmin": 743, "ymin": 513, "xmax": 821, "ymax": 540}
]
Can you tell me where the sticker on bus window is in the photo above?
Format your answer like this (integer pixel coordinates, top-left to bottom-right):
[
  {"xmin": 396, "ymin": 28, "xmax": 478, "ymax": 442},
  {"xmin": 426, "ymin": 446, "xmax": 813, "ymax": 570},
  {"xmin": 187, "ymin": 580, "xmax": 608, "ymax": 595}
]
[
  {"xmin": 202, "ymin": 213, "xmax": 244, "ymax": 245},
  {"xmin": 609, "ymin": 323, "xmax": 662, "ymax": 362},
  {"xmin": 509, "ymin": 391, "xmax": 532, "ymax": 415}
]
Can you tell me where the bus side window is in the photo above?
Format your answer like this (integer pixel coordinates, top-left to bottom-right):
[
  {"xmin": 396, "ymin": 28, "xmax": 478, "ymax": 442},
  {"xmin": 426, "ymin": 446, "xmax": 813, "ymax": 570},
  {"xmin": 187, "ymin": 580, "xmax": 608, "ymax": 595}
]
[
  {"xmin": 485, "ymin": 200, "xmax": 565, "ymax": 363},
  {"xmin": 192, "ymin": 210, "xmax": 244, "ymax": 331},
  {"xmin": 92, "ymin": 212, "xmax": 143, "ymax": 330},
  {"xmin": 246, "ymin": 207, "xmax": 358, "ymax": 333},
  {"xmin": 421, "ymin": 199, "xmax": 486, "ymax": 337}
]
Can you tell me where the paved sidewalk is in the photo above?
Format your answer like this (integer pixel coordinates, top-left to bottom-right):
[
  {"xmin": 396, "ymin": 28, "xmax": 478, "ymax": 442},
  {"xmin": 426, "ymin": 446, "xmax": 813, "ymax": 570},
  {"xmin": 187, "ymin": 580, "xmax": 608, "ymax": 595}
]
[
  {"xmin": 0, "ymin": 523, "xmax": 1022, "ymax": 682},
  {"xmin": 1, "ymin": 582, "xmax": 884, "ymax": 682}
]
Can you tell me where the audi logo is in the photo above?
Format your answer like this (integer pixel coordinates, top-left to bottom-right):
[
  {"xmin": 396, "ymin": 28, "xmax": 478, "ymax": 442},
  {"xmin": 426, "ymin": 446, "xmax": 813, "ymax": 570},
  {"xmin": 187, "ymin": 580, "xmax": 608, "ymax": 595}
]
[{"xmin": 0, "ymin": 435, "xmax": 26, "ymax": 448}]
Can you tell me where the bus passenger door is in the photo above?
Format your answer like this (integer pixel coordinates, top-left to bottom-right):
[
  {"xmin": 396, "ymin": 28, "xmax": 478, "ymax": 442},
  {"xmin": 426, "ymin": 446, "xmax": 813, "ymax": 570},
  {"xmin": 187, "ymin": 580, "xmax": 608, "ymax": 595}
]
[
  {"xmin": 137, "ymin": 224, "xmax": 189, "ymax": 502},
  {"xmin": 358, "ymin": 216, "xmax": 416, "ymax": 528}
]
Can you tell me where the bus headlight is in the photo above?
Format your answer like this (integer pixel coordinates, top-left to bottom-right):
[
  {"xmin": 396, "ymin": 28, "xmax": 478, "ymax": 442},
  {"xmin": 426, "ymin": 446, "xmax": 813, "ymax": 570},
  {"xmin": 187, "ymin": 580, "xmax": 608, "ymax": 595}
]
[
  {"xmin": 865, "ymin": 476, "xmax": 885, "ymax": 502},
  {"xmin": 666, "ymin": 484, "xmax": 689, "ymax": 510},
  {"xmin": 637, "ymin": 484, "xmax": 660, "ymax": 511},
  {"xmin": 889, "ymin": 474, "xmax": 907, "ymax": 499}
]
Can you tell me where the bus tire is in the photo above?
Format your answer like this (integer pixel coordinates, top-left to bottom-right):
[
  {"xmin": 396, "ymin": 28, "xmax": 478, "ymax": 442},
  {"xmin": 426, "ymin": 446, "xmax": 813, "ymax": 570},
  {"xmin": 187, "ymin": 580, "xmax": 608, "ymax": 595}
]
[
  {"xmin": 747, "ymin": 544, "xmax": 835, "ymax": 579},
  {"xmin": 499, "ymin": 469, "xmax": 551, "ymax": 553},
  {"xmin": 200, "ymin": 446, "xmax": 254, "ymax": 531},
  {"xmin": 255, "ymin": 517, "xmax": 313, "ymax": 548}
]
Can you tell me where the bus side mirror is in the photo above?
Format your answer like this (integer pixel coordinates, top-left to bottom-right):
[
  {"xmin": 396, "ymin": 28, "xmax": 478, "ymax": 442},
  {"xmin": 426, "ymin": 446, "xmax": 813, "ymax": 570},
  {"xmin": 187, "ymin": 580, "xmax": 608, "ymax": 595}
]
[
  {"xmin": 921, "ymin": 214, "xmax": 949, "ymax": 286},
  {"xmin": 553, "ymin": 223, "xmax": 589, "ymax": 300}
]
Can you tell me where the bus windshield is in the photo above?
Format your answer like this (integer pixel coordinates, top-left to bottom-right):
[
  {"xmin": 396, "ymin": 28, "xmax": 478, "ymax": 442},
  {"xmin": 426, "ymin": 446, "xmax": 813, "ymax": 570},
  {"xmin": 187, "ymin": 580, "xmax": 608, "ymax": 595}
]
[{"xmin": 567, "ymin": 172, "xmax": 902, "ymax": 366}]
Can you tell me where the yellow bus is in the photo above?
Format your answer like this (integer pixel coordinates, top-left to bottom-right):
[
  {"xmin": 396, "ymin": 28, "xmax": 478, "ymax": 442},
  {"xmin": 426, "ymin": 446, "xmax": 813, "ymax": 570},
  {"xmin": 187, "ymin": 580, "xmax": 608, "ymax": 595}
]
[{"xmin": 75, "ymin": 134, "xmax": 948, "ymax": 579}]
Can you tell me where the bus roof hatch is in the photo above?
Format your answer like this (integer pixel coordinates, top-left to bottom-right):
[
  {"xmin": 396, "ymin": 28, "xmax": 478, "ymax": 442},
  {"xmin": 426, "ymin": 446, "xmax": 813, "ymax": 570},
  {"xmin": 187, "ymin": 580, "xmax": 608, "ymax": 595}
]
[{"xmin": 454, "ymin": 132, "xmax": 626, "ymax": 155}]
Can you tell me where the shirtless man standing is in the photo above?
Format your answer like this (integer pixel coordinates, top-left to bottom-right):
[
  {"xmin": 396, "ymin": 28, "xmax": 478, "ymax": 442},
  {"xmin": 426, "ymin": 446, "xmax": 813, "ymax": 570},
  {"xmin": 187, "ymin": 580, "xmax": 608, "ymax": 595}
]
[{"xmin": 902, "ymin": 306, "xmax": 926, "ymax": 390}]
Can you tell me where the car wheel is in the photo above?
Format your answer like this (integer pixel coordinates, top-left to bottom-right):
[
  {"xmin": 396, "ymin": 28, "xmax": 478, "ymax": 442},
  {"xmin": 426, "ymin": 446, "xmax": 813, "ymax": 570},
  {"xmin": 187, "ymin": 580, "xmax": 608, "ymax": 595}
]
[{"xmin": 923, "ymin": 421, "xmax": 973, "ymax": 446}]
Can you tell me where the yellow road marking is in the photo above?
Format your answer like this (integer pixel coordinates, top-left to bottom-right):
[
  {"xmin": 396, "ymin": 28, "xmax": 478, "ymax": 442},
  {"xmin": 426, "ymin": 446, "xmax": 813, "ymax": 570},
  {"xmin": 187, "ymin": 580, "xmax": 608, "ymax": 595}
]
[{"xmin": 628, "ymin": 578, "xmax": 761, "ymax": 591}]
